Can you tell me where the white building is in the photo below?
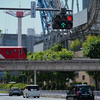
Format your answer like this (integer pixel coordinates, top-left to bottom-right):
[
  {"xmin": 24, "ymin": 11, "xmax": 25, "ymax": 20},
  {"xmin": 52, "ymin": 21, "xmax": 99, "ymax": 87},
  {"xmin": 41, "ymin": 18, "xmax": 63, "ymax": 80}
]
[
  {"xmin": 27, "ymin": 28, "xmax": 43, "ymax": 53},
  {"xmin": 34, "ymin": 42, "xmax": 43, "ymax": 52}
]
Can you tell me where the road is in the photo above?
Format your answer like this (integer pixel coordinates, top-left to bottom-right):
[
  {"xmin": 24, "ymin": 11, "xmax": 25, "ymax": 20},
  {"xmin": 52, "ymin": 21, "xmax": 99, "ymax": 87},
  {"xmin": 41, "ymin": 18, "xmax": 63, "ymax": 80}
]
[
  {"xmin": 0, "ymin": 93, "xmax": 64, "ymax": 100},
  {"xmin": 0, "ymin": 93, "xmax": 100, "ymax": 100}
]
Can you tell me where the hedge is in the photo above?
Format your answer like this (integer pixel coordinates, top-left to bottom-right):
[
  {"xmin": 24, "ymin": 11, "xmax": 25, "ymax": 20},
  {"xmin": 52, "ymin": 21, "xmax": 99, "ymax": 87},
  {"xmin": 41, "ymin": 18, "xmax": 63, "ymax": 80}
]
[{"xmin": 0, "ymin": 83, "xmax": 28, "ymax": 90}]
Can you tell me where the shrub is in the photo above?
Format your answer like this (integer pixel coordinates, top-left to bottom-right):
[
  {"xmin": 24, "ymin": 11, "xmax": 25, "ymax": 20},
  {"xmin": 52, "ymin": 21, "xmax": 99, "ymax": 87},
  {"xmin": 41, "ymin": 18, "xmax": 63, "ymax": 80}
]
[
  {"xmin": 5, "ymin": 84, "xmax": 14, "ymax": 89},
  {"xmin": 0, "ymin": 83, "xmax": 28, "ymax": 90},
  {"xmin": 67, "ymin": 85, "xmax": 70, "ymax": 90},
  {"xmin": 0, "ymin": 84, "xmax": 6, "ymax": 89},
  {"xmin": 70, "ymin": 83, "xmax": 75, "ymax": 85},
  {"xmin": 91, "ymin": 84, "xmax": 95, "ymax": 91},
  {"xmin": 78, "ymin": 82, "xmax": 82, "ymax": 84},
  {"xmin": 83, "ymin": 82, "xmax": 87, "ymax": 84}
]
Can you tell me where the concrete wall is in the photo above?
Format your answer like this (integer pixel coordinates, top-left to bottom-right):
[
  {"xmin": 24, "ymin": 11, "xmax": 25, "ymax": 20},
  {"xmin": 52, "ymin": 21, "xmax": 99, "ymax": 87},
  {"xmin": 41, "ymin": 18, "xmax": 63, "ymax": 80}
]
[
  {"xmin": 75, "ymin": 71, "xmax": 94, "ymax": 85},
  {"xmin": 74, "ymin": 50, "xmax": 83, "ymax": 57}
]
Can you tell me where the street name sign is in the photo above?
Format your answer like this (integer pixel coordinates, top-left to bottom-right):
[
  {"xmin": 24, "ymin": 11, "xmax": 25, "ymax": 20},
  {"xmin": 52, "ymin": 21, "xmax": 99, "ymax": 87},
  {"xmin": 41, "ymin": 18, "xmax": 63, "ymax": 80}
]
[{"xmin": 31, "ymin": 1, "xmax": 36, "ymax": 18}]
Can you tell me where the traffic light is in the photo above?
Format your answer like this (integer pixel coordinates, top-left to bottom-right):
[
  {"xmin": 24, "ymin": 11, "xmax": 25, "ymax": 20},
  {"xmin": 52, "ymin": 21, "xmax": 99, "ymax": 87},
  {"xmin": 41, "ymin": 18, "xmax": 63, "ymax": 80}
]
[{"xmin": 52, "ymin": 14, "xmax": 73, "ymax": 29}]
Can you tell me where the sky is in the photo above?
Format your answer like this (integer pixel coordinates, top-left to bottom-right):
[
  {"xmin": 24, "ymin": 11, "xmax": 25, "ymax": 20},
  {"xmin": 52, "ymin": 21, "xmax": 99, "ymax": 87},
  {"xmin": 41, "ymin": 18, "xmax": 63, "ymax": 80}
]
[{"xmin": 0, "ymin": 0, "xmax": 82, "ymax": 35}]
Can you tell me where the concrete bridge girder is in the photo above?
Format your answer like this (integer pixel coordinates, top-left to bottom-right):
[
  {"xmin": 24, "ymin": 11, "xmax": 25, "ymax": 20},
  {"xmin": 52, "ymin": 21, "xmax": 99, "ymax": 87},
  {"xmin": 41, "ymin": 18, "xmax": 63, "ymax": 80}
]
[{"xmin": 0, "ymin": 60, "xmax": 100, "ymax": 71}]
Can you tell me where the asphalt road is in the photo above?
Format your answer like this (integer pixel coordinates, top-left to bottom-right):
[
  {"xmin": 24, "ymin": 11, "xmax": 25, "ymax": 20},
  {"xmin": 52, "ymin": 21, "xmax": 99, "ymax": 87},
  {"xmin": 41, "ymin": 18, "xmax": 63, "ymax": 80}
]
[
  {"xmin": 0, "ymin": 93, "xmax": 100, "ymax": 100},
  {"xmin": 0, "ymin": 93, "xmax": 65, "ymax": 100}
]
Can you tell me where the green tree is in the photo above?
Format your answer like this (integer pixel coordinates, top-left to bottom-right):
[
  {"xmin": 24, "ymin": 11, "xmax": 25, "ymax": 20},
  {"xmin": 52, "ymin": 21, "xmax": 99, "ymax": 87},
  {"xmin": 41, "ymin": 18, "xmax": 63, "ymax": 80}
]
[
  {"xmin": 83, "ymin": 35, "xmax": 100, "ymax": 90},
  {"xmin": 2, "ymin": 71, "xmax": 11, "ymax": 82},
  {"xmin": 70, "ymin": 39, "xmax": 82, "ymax": 51}
]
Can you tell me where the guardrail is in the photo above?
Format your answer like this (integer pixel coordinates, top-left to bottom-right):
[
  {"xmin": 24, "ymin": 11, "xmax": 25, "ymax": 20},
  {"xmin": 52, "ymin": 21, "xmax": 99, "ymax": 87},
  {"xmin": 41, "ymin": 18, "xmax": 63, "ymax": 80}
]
[
  {"xmin": 40, "ymin": 90, "xmax": 100, "ymax": 98},
  {"xmin": 40, "ymin": 90, "xmax": 67, "ymax": 98},
  {"xmin": 0, "ymin": 89, "xmax": 100, "ymax": 98}
]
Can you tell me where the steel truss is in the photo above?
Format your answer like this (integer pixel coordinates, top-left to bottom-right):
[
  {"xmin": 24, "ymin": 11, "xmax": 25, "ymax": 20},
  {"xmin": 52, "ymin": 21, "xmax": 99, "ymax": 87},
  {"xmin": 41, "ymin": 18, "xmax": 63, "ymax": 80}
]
[{"xmin": 39, "ymin": 0, "xmax": 100, "ymax": 51}]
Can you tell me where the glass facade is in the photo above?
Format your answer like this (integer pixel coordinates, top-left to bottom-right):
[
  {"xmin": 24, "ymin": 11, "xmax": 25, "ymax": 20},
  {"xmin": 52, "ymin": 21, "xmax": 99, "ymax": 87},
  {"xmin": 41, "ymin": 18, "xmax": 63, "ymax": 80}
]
[
  {"xmin": 6, "ymin": 40, "xmax": 17, "ymax": 46},
  {"xmin": 83, "ymin": 0, "xmax": 91, "ymax": 9},
  {"xmin": 2, "ymin": 34, "xmax": 27, "ymax": 47}
]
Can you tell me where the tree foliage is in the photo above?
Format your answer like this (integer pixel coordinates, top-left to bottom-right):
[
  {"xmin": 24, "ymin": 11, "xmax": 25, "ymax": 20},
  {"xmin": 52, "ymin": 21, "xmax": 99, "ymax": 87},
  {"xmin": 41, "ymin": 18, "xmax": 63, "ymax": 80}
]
[
  {"xmin": 28, "ymin": 43, "xmax": 75, "ymax": 61},
  {"xmin": 83, "ymin": 35, "xmax": 100, "ymax": 90},
  {"xmin": 83, "ymin": 35, "xmax": 100, "ymax": 58},
  {"xmin": 70, "ymin": 39, "xmax": 82, "ymax": 51}
]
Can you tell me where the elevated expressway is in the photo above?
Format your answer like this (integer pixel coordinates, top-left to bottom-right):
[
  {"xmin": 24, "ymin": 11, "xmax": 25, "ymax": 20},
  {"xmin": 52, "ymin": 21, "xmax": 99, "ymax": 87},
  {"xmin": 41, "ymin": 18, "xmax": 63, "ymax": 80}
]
[{"xmin": 0, "ymin": 59, "xmax": 100, "ymax": 71}]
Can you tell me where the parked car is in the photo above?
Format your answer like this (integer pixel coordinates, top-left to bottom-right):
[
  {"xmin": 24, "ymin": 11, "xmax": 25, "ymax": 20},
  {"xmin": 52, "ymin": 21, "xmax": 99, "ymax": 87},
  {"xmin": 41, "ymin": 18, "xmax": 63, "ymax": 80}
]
[
  {"xmin": 23, "ymin": 85, "xmax": 40, "ymax": 98},
  {"xmin": 66, "ymin": 84, "xmax": 94, "ymax": 100},
  {"xmin": 9, "ymin": 87, "xmax": 20, "ymax": 96}
]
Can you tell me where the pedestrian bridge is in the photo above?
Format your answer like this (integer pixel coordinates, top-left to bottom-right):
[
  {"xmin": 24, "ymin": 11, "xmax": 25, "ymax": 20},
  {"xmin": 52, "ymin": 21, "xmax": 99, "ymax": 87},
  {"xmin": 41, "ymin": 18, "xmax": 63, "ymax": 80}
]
[{"xmin": 0, "ymin": 58, "xmax": 100, "ymax": 71}]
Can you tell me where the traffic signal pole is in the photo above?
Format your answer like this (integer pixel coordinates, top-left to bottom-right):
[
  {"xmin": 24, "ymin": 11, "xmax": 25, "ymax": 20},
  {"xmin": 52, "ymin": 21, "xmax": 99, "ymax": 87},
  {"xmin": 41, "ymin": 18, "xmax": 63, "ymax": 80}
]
[{"xmin": 0, "ymin": 7, "xmax": 73, "ymax": 12}]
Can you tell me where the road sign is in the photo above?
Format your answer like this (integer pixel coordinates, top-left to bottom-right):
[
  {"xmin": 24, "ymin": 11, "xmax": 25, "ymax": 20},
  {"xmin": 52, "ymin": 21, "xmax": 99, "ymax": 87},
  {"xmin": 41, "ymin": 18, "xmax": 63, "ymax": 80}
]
[{"xmin": 31, "ymin": 1, "xmax": 36, "ymax": 18}]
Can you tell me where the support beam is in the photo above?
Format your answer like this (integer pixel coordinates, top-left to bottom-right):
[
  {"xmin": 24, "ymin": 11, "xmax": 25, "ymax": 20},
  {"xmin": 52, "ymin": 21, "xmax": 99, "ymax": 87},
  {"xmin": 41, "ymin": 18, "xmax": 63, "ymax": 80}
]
[
  {"xmin": 29, "ymin": 71, "xmax": 31, "ymax": 85},
  {"xmin": 0, "ymin": 7, "xmax": 73, "ymax": 12},
  {"xmin": 34, "ymin": 70, "xmax": 36, "ymax": 85}
]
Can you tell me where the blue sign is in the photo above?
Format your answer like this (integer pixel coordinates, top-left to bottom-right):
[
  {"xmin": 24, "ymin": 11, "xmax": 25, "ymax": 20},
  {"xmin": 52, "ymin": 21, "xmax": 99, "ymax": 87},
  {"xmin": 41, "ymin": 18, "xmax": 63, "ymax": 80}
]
[{"xmin": 31, "ymin": 1, "xmax": 36, "ymax": 18}]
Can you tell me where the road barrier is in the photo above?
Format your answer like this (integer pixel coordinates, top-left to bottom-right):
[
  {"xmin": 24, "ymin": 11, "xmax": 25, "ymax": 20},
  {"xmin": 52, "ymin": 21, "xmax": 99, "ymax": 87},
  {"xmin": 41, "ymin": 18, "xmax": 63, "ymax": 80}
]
[{"xmin": 0, "ymin": 89, "xmax": 100, "ymax": 99}]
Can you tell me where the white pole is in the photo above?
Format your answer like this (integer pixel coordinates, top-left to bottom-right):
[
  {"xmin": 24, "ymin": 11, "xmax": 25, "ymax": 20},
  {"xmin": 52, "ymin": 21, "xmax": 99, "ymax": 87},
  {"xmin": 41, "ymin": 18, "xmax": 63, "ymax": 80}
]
[{"xmin": 18, "ymin": 17, "xmax": 22, "ymax": 46}]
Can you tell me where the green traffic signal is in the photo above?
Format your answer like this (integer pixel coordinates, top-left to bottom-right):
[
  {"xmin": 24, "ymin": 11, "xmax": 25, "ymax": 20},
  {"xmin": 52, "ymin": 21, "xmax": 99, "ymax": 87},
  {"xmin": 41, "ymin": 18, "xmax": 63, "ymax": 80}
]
[
  {"xmin": 61, "ymin": 22, "xmax": 66, "ymax": 28},
  {"xmin": 52, "ymin": 14, "xmax": 73, "ymax": 29}
]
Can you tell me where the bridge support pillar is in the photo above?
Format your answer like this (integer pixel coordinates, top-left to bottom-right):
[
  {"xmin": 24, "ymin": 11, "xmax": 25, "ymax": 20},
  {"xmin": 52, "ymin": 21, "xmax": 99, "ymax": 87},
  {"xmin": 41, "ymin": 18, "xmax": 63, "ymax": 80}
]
[
  {"xmin": 34, "ymin": 70, "xmax": 36, "ymax": 85},
  {"xmin": 29, "ymin": 71, "xmax": 31, "ymax": 85},
  {"xmin": 65, "ymin": 39, "xmax": 67, "ymax": 48},
  {"xmin": 43, "ymin": 34, "xmax": 45, "ymax": 51},
  {"xmin": 68, "ymin": 40, "xmax": 71, "ymax": 51},
  {"xmin": 82, "ymin": 35, "xmax": 84, "ymax": 48}
]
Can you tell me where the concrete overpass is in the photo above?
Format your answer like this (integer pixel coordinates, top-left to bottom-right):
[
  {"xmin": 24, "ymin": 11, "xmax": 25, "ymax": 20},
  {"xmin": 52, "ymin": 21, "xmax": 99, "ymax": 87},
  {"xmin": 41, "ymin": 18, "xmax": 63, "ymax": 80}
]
[{"xmin": 0, "ymin": 59, "xmax": 100, "ymax": 71}]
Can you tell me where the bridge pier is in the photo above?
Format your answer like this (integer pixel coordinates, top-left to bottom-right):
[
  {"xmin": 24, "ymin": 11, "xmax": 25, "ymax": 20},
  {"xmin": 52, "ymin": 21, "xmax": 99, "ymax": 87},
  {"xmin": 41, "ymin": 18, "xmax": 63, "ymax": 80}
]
[
  {"xmin": 34, "ymin": 70, "xmax": 36, "ymax": 85},
  {"xmin": 68, "ymin": 40, "xmax": 71, "ymax": 50},
  {"xmin": 29, "ymin": 71, "xmax": 31, "ymax": 85}
]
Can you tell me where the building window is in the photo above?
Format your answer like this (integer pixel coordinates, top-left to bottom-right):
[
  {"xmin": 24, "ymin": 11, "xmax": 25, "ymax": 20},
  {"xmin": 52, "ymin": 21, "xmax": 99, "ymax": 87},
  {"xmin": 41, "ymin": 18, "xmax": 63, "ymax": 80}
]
[
  {"xmin": 20, "ymin": 50, "xmax": 22, "ymax": 54},
  {"xmin": 75, "ymin": 71, "xmax": 79, "ymax": 76},
  {"xmin": 6, "ymin": 50, "xmax": 8, "ymax": 54},
  {"xmin": 10, "ymin": 50, "xmax": 12, "ymax": 54},
  {"xmin": 82, "ymin": 75, "xmax": 85, "ymax": 80}
]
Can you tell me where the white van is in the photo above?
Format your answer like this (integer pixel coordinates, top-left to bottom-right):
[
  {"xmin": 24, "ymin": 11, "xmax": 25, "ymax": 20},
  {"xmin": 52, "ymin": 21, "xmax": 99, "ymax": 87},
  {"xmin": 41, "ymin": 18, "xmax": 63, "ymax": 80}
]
[{"xmin": 23, "ymin": 85, "xmax": 40, "ymax": 98}]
